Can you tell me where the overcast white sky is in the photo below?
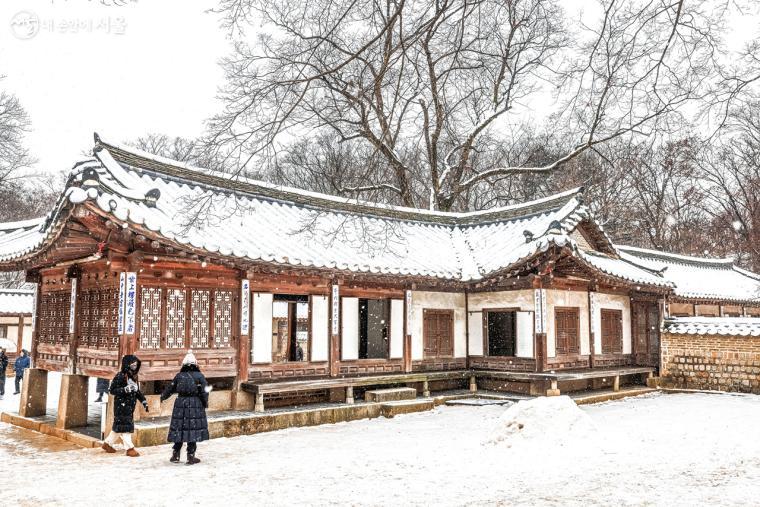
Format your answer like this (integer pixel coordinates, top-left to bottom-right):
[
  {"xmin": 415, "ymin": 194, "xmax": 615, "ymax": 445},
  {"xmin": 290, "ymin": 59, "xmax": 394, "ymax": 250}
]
[
  {"xmin": 0, "ymin": 0, "xmax": 229, "ymax": 174},
  {"xmin": 0, "ymin": 0, "xmax": 757, "ymax": 177}
]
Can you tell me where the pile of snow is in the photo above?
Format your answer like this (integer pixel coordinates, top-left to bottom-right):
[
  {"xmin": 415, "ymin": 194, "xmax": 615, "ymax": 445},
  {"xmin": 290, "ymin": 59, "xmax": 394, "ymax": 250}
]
[{"xmin": 487, "ymin": 395, "xmax": 598, "ymax": 450}]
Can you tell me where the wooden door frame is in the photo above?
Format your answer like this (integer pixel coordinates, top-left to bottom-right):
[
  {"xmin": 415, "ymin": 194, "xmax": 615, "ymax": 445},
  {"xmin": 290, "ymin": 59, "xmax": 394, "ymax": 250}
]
[
  {"xmin": 482, "ymin": 307, "xmax": 519, "ymax": 358},
  {"xmin": 600, "ymin": 308, "xmax": 623, "ymax": 354},
  {"xmin": 422, "ymin": 308, "xmax": 454, "ymax": 358},
  {"xmin": 554, "ymin": 306, "xmax": 580, "ymax": 356}
]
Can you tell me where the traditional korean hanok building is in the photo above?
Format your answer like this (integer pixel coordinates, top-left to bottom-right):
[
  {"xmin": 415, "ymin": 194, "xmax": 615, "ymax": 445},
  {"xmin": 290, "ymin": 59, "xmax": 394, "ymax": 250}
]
[
  {"xmin": 0, "ymin": 133, "xmax": 757, "ymax": 426},
  {"xmin": 617, "ymin": 247, "xmax": 760, "ymax": 393},
  {"xmin": 0, "ymin": 287, "xmax": 34, "ymax": 373}
]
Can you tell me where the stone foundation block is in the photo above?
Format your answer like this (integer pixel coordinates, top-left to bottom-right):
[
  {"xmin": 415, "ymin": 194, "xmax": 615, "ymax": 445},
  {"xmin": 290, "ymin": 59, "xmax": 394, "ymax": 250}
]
[
  {"xmin": 380, "ymin": 399, "xmax": 435, "ymax": 418},
  {"xmin": 365, "ymin": 387, "xmax": 417, "ymax": 402}
]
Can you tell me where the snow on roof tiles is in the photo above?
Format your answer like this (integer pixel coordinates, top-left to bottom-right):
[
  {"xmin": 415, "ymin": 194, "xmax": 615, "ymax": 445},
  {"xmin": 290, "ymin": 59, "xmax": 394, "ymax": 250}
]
[
  {"xmin": 0, "ymin": 288, "xmax": 34, "ymax": 315},
  {"xmin": 0, "ymin": 135, "xmax": 671, "ymax": 287},
  {"xmin": 663, "ymin": 317, "xmax": 760, "ymax": 337},
  {"xmin": 618, "ymin": 246, "xmax": 760, "ymax": 303}
]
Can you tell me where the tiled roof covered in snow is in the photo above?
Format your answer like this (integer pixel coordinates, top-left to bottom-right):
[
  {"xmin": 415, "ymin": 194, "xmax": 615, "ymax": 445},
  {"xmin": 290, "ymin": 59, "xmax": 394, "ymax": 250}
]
[
  {"xmin": 0, "ymin": 135, "xmax": 674, "ymax": 287},
  {"xmin": 663, "ymin": 317, "xmax": 760, "ymax": 337},
  {"xmin": 619, "ymin": 246, "xmax": 760, "ymax": 303},
  {"xmin": 0, "ymin": 288, "xmax": 34, "ymax": 315}
]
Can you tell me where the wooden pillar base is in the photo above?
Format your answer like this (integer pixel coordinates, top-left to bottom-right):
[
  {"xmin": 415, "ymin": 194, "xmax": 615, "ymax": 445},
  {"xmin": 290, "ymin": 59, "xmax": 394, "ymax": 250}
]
[
  {"xmin": 56, "ymin": 373, "xmax": 89, "ymax": 429},
  {"xmin": 254, "ymin": 393, "xmax": 265, "ymax": 413},
  {"xmin": 345, "ymin": 386, "xmax": 354, "ymax": 404},
  {"xmin": 19, "ymin": 368, "xmax": 48, "ymax": 417}
]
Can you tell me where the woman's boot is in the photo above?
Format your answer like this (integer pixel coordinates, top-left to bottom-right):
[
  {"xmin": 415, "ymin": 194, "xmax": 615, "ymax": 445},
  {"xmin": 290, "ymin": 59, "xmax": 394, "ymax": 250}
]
[
  {"xmin": 186, "ymin": 453, "xmax": 201, "ymax": 465},
  {"xmin": 170, "ymin": 448, "xmax": 181, "ymax": 463}
]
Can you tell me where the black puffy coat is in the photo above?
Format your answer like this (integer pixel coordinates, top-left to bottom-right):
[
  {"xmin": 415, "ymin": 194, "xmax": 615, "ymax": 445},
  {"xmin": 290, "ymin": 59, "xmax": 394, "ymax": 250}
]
[
  {"xmin": 160, "ymin": 364, "xmax": 209, "ymax": 443},
  {"xmin": 109, "ymin": 355, "xmax": 146, "ymax": 433}
]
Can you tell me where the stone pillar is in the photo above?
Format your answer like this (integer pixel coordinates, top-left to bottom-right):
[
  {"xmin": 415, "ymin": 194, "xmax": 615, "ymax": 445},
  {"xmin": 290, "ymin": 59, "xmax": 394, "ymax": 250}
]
[
  {"xmin": 56, "ymin": 373, "xmax": 89, "ymax": 429},
  {"xmin": 612, "ymin": 375, "xmax": 620, "ymax": 392},
  {"xmin": 469, "ymin": 375, "xmax": 477, "ymax": 392},
  {"xmin": 546, "ymin": 379, "xmax": 561, "ymax": 397},
  {"xmin": 422, "ymin": 380, "xmax": 430, "ymax": 397},
  {"xmin": 19, "ymin": 368, "xmax": 48, "ymax": 417},
  {"xmin": 345, "ymin": 386, "xmax": 354, "ymax": 404}
]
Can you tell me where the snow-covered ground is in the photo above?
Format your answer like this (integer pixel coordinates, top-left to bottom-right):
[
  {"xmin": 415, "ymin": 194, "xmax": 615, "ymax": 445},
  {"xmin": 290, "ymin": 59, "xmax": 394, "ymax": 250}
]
[{"xmin": 2, "ymin": 390, "xmax": 760, "ymax": 506}]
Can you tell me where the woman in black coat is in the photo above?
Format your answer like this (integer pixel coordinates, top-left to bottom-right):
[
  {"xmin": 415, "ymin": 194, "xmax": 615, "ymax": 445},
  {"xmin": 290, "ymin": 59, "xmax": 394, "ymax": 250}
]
[
  {"xmin": 102, "ymin": 354, "xmax": 148, "ymax": 457},
  {"xmin": 160, "ymin": 351, "xmax": 209, "ymax": 465}
]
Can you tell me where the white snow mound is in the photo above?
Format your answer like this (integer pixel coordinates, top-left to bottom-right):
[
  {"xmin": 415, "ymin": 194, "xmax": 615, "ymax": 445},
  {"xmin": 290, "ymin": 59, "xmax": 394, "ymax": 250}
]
[{"xmin": 487, "ymin": 395, "xmax": 598, "ymax": 449}]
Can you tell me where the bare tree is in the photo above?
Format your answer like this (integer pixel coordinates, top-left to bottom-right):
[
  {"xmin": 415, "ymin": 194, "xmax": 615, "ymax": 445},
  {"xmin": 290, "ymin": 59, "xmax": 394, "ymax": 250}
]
[
  {"xmin": 697, "ymin": 104, "xmax": 760, "ymax": 270},
  {"xmin": 0, "ymin": 76, "xmax": 34, "ymax": 188},
  {"xmin": 206, "ymin": 0, "xmax": 731, "ymax": 211},
  {"xmin": 129, "ymin": 133, "xmax": 231, "ymax": 173}
]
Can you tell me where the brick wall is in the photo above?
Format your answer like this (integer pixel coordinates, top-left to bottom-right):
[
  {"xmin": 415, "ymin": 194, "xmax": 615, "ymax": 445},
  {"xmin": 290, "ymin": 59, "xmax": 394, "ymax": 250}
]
[{"xmin": 661, "ymin": 332, "xmax": 760, "ymax": 393}]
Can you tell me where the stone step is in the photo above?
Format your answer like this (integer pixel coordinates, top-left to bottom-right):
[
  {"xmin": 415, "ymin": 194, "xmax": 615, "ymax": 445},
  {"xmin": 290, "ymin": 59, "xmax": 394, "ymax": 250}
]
[
  {"xmin": 365, "ymin": 387, "xmax": 417, "ymax": 403},
  {"xmin": 379, "ymin": 399, "xmax": 435, "ymax": 418}
]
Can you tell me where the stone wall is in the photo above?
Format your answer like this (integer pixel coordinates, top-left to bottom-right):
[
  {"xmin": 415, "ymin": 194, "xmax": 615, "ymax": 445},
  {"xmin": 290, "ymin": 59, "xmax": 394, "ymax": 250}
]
[{"xmin": 660, "ymin": 332, "xmax": 760, "ymax": 393}]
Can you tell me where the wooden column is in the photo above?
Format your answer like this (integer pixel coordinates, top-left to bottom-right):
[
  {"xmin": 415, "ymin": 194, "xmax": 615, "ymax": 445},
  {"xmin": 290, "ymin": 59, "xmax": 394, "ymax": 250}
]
[
  {"xmin": 403, "ymin": 289, "xmax": 412, "ymax": 373},
  {"xmin": 67, "ymin": 270, "xmax": 80, "ymax": 374},
  {"xmin": 329, "ymin": 283, "xmax": 340, "ymax": 377},
  {"xmin": 236, "ymin": 277, "xmax": 251, "ymax": 390},
  {"xmin": 16, "ymin": 315, "xmax": 24, "ymax": 355},
  {"xmin": 29, "ymin": 280, "xmax": 41, "ymax": 366},
  {"xmin": 587, "ymin": 289, "xmax": 596, "ymax": 369}
]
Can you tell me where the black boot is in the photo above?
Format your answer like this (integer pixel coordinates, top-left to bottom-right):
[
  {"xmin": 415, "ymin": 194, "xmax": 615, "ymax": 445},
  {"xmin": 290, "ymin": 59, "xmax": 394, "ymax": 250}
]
[
  {"xmin": 170, "ymin": 449, "xmax": 180, "ymax": 463},
  {"xmin": 186, "ymin": 453, "xmax": 201, "ymax": 465}
]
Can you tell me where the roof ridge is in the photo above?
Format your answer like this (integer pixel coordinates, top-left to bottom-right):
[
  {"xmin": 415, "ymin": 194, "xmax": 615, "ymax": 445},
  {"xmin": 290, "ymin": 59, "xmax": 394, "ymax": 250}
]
[
  {"xmin": 617, "ymin": 245, "xmax": 735, "ymax": 266},
  {"xmin": 94, "ymin": 134, "xmax": 584, "ymax": 226}
]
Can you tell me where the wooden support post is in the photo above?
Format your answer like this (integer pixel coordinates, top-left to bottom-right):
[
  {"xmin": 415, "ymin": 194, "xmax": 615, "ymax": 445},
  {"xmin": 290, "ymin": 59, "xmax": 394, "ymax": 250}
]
[
  {"xmin": 30, "ymin": 282, "xmax": 41, "ymax": 366},
  {"xmin": 613, "ymin": 375, "xmax": 620, "ymax": 392},
  {"xmin": 469, "ymin": 375, "xmax": 477, "ymax": 393},
  {"xmin": 403, "ymin": 289, "xmax": 412, "ymax": 373},
  {"xmin": 422, "ymin": 379, "xmax": 430, "ymax": 398},
  {"xmin": 345, "ymin": 386, "xmax": 354, "ymax": 404},
  {"xmin": 236, "ymin": 277, "xmax": 251, "ymax": 394},
  {"xmin": 329, "ymin": 283, "xmax": 340, "ymax": 377},
  {"xmin": 254, "ymin": 393, "xmax": 265, "ymax": 413}
]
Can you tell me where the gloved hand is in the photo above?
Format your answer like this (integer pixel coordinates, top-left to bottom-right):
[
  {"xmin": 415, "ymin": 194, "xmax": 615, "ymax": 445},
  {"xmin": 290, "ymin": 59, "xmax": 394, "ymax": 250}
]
[{"xmin": 142, "ymin": 401, "xmax": 149, "ymax": 412}]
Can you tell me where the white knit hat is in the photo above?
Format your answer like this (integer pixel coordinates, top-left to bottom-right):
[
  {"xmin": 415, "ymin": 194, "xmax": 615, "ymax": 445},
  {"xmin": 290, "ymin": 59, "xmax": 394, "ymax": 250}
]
[{"xmin": 182, "ymin": 350, "xmax": 197, "ymax": 366}]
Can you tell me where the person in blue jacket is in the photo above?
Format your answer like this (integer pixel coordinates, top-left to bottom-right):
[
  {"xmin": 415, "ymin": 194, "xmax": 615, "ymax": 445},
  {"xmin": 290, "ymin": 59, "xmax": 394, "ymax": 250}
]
[{"xmin": 13, "ymin": 349, "xmax": 30, "ymax": 395}]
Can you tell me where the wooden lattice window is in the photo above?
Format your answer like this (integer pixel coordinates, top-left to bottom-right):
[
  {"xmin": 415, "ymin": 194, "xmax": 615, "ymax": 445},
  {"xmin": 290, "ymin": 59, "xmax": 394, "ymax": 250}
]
[
  {"xmin": 79, "ymin": 289, "xmax": 94, "ymax": 347},
  {"xmin": 140, "ymin": 287, "xmax": 163, "ymax": 349},
  {"xmin": 555, "ymin": 307, "xmax": 579, "ymax": 355},
  {"xmin": 190, "ymin": 289, "xmax": 210, "ymax": 348},
  {"xmin": 101, "ymin": 288, "xmax": 120, "ymax": 348},
  {"xmin": 601, "ymin": 309, "xmax": 623, "ymax": 354},
  {"xmin": 166, "ymin": 288, "xmax": 186, "ymax": 349},
  {"xmin": 39, "ymin": 290, "xmax": 71, "ymax": 345},
  {"xmin": 214, "ymin": 290, "xmax": 233, "ymax": 348}
]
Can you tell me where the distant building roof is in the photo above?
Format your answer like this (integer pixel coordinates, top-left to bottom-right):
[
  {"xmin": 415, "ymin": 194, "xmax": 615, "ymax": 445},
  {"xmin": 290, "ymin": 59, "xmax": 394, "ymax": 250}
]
[
  {"xmin": 619, "ymin": 246, "xmax": 760, "ymax": 303},
  {"xmin": 663, "ymin": 317, "xmax": 760, "ymax": 337},
  {"xmin": 0, "ymin": 288, "xmax": 34, "ymax": 315}
]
